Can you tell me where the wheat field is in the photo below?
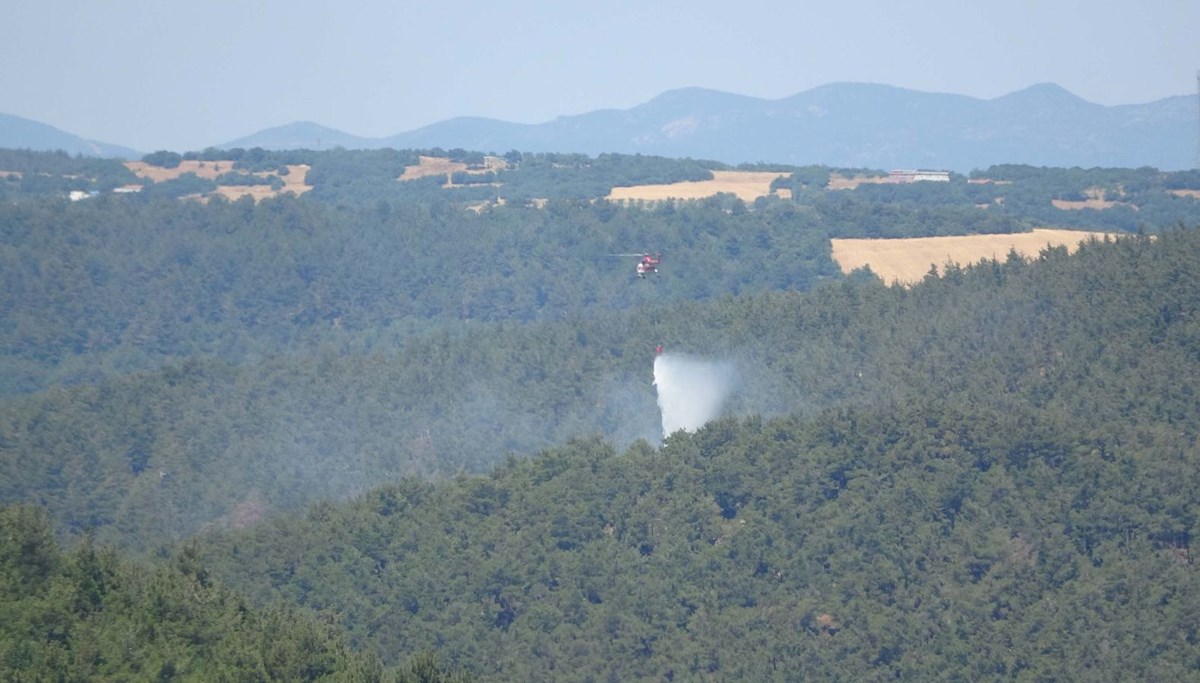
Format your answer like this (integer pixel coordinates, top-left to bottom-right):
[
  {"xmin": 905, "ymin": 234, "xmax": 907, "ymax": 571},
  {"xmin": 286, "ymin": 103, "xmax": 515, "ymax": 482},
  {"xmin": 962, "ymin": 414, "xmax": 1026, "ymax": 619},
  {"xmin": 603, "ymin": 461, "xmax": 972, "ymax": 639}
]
[
  {"xmin": 607, "ymin": 171, "xmax": 790, "ymax": 202},
  {"xmin": 831, "ymin": 229, "xmax": 1115, "ymax": 285}
]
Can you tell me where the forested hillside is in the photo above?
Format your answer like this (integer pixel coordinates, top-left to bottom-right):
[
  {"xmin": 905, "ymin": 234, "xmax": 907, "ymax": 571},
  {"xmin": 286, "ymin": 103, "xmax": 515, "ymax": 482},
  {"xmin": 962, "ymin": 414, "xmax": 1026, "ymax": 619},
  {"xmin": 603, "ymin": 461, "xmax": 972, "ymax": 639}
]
[
  {"xmin": 3, "ymin": 146, "xmax": 1200, "ymax": 679},
  {"xmin": 191, "ymin": 230, "xmax": 1200, "ymax": 680},
  {"xmin": 5, "ymin": 149, "xmax": 1200, "ymax": 398},
  {"xmin": 8, "ymin": 225, "xmax": 1198, "ymax": 557},
  {"xmin": 0, "ymin": 189, "xmax": 835, "ymax": 395},
  {"xmin": 0, "ymin": 505, "xmax": 471, "ymax": 681},
  {"xmin": 3, "ymin": 149, "xmax": 1200, "ymax": 554}
]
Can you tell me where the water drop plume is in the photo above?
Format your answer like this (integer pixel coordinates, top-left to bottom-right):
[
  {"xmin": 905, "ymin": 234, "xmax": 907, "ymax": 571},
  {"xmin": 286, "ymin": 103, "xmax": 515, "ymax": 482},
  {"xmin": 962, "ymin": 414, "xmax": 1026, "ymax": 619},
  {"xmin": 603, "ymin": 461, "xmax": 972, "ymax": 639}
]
[{"xmin": 653, "ymin": 352, "xmax": 735, "ymax": 437}]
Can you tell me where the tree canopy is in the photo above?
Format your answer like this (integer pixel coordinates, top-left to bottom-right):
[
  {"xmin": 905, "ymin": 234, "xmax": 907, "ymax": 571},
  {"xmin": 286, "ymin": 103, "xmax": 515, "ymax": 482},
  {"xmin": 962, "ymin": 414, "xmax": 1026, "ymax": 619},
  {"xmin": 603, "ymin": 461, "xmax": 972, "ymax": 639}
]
[{"xmin": 3, "ymin": 146, "xmax": 1200, "ymax": 679}]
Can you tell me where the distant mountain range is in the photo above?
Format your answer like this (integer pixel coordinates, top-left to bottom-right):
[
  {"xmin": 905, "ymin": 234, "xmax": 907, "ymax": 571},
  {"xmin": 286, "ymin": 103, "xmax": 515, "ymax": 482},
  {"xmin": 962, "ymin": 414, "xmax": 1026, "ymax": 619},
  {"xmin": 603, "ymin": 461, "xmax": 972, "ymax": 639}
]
[
  {"xmin": 3, "ymin": 83, "xmax": 1195, "ymax": 171},
  {"xmin": 0, "ymin": 113, "xmax": 140, "ymax": 159}
]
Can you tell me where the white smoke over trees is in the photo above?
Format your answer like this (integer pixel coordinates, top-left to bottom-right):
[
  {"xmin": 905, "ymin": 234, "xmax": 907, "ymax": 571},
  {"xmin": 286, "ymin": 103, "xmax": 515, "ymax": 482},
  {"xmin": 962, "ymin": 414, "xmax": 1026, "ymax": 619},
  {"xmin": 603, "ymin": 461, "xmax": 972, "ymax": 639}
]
[{"xmin": 653, "ymin": 352, "xmax": 736, "ymax": 437}]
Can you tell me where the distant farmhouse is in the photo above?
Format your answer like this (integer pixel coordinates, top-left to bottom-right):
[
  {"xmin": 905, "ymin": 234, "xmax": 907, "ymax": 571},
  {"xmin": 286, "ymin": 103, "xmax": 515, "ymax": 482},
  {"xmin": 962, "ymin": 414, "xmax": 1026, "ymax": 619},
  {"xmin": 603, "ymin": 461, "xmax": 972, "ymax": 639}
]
[
  {"xmin": 68, "ymin": 185, "xmax": 142, "ymax": 201},
  {"xmin": 889, "ymin": 169, "xmax": 950, "ymax": 183}
]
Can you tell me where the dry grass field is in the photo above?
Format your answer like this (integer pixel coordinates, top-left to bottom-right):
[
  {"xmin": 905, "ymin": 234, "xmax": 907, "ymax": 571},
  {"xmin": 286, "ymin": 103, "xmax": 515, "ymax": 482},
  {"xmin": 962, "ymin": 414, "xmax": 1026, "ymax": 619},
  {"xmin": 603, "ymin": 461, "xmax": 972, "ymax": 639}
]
[
  {"xmin": 1051, "ymin": 187, "xmax": 1130, "ymax": 211},
  {"xmin": 264, "ymin": 164, "xmax": 312, "ymax": 198},
  {"xmin": 398, "ymin": 155, "xmax": 507, "ymax": 186},
  {"xmin": 826, "ymin": 173, "xmax": 891, "ymax": 190},
  {"xmin": 831, "ymin": 228, "xmax": 1115, "ymax": 285},
  {"xmin": 606, "ymin": 170, "xmax": 790, "ymax": 202},
  {"xmin": 398, "ymin": 156, "xmax": 469, "ymax": 181},
  {"xmin": 127, "ymin": 160, "xmax": 223, "ymax": 182},
  {"xmin": 125, "ymin": 161, "xmax": 312, "ymax": 200},
  {"xmin": 1169, "ymin": 189, "xmax": 1200, "ymax": 199},
  {"xmin": 1051, "ymin": 198, "xmax": 1125, "ymax": 210}
]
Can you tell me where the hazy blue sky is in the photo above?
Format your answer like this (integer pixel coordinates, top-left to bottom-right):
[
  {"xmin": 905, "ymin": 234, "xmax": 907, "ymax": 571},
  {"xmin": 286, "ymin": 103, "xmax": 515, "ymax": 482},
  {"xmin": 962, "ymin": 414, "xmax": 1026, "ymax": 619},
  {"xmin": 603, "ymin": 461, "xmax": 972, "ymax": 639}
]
[{"xmin": 3, "ymin": 0, "xmax": 1198, "ymax": 152}]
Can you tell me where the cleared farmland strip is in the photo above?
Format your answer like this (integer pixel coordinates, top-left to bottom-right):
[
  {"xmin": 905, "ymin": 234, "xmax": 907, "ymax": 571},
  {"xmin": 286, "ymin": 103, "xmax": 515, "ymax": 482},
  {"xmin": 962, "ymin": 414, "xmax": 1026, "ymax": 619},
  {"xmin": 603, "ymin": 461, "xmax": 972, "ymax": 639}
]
[
  {"xmin": 125, "ymin": 161, "xmax": 311, "ymax": 199},
  {"xmin": 607, "ymin": 171, "xmax": 788, "ymax": 202},
  {"xmin": 831, "ymin": 229, "xmax": 1114, "ymax": 285}
]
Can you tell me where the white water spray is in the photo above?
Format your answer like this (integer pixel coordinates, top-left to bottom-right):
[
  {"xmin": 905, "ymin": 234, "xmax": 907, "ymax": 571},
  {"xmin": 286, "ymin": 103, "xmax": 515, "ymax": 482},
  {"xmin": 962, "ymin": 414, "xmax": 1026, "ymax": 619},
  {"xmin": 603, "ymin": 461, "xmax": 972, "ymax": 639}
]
[{"xmin": 653, "ymin": 353, "xmax": 735, "ymax": 437}]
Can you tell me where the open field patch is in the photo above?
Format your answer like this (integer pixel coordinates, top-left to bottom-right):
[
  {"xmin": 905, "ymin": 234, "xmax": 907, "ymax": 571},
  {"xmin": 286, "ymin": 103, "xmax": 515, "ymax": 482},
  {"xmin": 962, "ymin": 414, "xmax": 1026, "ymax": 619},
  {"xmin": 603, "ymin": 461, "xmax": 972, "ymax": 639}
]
[
  {"xmin": 399, "ymin": 155, "xmax": 507, "ymax": 186},
  {"xmin": 1051, "ymin": 187, "xmax": 1131, "ymax": 211},
  {"xmin": 127, "ymin": 160, "xmax": 231, "ymax": 182},
  {"xmin": 126, "ymin": 161, "xmax": 311, "ymax": 200},
  {"xmin": 1051, "ymin": 198, "xmax": 1127, "ymax": 210},
  {"xmin": 1169, "ymin": 189, "xmax": 1200, "ymax": 199},
  {"xmin": 399, "ymin": 156, "xmax": 468, "ymax": 181},
  {"xmin": 826, "ymin": 173, "xmax": 891, "ymax": 190},
  {"xmin": 607, "ymin": 170, "xmax": 789, "ymax": 202},
  {"xmin": 210, "ymin": 185, "xmax": 284, "ymax": 202},
  {"xmin": 831, "ymin": 229, "xmax": 1116, "ymax": 285}
]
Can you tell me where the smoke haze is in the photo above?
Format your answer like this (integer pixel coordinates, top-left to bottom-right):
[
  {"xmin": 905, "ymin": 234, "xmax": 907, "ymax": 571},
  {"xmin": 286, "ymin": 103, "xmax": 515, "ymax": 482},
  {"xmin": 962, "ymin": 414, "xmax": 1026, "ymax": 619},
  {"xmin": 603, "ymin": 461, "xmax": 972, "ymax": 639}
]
[{"xmin": 654, "ymin": 353, "xmax": 736, "ymax": 437}]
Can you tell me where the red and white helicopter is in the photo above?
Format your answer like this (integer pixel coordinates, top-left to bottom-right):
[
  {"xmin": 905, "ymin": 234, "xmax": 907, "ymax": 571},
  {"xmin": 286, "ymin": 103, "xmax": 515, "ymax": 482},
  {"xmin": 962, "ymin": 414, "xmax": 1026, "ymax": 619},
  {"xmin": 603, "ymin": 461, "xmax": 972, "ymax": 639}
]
[
  {"xmin": 638, "ymin": 253, "xmax": 667, "ymax": 277},
  {"xmin": 605, "ymin": 251, "xmax": 663, "ymax": 279},
  {"xmin": 634, "ymin": 252, "xmax": 663, "ymax": 279}
]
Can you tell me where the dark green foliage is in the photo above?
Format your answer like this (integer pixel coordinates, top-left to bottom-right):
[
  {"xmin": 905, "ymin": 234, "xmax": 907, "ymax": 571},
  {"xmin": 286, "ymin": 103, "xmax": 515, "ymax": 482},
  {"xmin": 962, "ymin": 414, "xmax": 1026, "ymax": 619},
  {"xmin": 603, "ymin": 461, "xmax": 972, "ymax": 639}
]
[
  {"xmin": 0, "ymin": 313, "xmax": 667, "ymax": 552},
  {"xmin": 0, "ymin": 149, "xmax": 136, "ymax": 183},
  {"xmin": 137, "ymin": 172, "xmax": 218, "ymax": 199},
  {"xmin": 5, "ymin": 145, "xmax": 1200, "ymax": 678},
  {"xmin": 6, "ymin": 228, "xmax": 1200, "ymax": 563},
  {"xmin": 164, "ymin": 229, "xmax": 1200, "ymax": 679},
  {"xmin": 195, "ymin": 402, "xmax": 1200, "ymax": 680},
  {"xmin": 0, "ymin": 190, "xmax": 836, "ymax": 395},
  {"xmin": 228, "ymin": 147, "xmax": 315, "ymax": 172},
  {"xmin": 448, "ymin": 170, "xmax": 495, "ymax": 185},
  {"xmin": 770, "ymin": 164, "xmax": 1200, "ymax": 236},
  {"xmin": 300, "ymin": 149, "xmax": 723, "ymax": 203},
  {"xmin": 182, "ymin": 228, "xmax": 1195, "ymax": 676},
  {"xmin": 303, "ymin": 148, "xmax": 418, "ymax": 201},
  {"xmin": 1163, "ymin": 169, "xmax": 1200, "ymax": 190},
  {"xmin": 774, "ymin": 164, "xmax": 831, "ymax": 191},
  {"xmin": 0, "ymin": 505, "xmax": 406, "ymax": 681},
  {"xmin": 493, "ymin": 152, "xmax": 720, "ymax": 201},
  {"xmin": 970, "ymin": 164, "xmax": 1200, "ymax": 231},
  {"xmin": 808, "ymin": 187, "xmax": 1028, "ymax": 236},
  {"xmin": 0, "ymin": 149, "xmax": 137, "ymax": 197},
  {"xmin": 214, "ymin": 171, "xmax": 284, "ymax": 188},
  {"xmin": 141, "ymin": 150, "xmax": 183, "ymax": 168}
]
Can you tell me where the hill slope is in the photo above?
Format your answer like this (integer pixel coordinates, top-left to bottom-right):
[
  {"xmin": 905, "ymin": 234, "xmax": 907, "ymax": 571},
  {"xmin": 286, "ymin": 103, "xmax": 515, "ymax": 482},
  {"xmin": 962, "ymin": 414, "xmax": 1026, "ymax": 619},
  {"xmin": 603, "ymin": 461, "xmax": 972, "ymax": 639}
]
[
  {"xmin": 191, "ymin": 230, "xmax": 1200, "ymax": 680},
  {"xmin": 0, "ymin": 505, "xmax": 396, "ymax": 680},
  {"xmin": 0, "ymin": 112, "xmax": 140, "ymax": 158},
  {"xmin": 220, "ymin": 120, "xmax": 382, "ymax": 151},
  {"xmin": 4, "ymin": 84, "xmax": 1191, "ymax": 170},
  {"xmin": 4, "ymin": 150, "xmax": 1200, "ymax": 556},
  {"xmin": 229, "ymin": 83, "xmax": 1194, "ymax": 171}
]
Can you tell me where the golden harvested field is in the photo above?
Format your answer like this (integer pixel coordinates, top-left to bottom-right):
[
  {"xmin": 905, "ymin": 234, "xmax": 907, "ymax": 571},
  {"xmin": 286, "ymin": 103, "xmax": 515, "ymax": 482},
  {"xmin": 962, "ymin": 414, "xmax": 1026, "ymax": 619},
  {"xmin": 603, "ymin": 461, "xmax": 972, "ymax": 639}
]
[
  {"xmin": 826, "ymin": 174, "xmax": 892, "ymax": 190},
  {"xmin": 269, "ymin": 164, "xmax": 312, "ymax": 197},
  {"xmin": 607, "ymin": 170, "xmax": 790, "ymax": 202},
  {"xmin": 398, "ymin": 156, "xmax": 468, "ymax": 181},
  {"xmin": 210, "ymin": 185, "xmax": 283, "ymax": 202},
  {"xmin": 127, "ymin": 160, "xmax": 230, "ymax": 182},
  {"xmin": 1051, "ymin": 198, "xmax": 1124, "ymax": 210},
  {"xmin": 398, "ymin": 155, "xmax": 508, "ymax": 185},
  {"xmin": 831, "ymin": 229, "xmax": 1115, "ymax": 285},
  {"xmin": 125, "ymin": 161, "xmax": 312, "ymax": 200},
  {"xmin": 1051, "ymin": 187, "xmax": 1130, "ymax": 211}
]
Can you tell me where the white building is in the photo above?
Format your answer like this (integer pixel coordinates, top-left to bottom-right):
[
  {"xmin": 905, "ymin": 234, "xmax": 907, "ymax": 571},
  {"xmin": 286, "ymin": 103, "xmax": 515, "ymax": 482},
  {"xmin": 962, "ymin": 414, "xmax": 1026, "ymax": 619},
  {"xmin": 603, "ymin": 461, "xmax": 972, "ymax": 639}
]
[{"xmin": 889, "ymin": 169, "xmax": 951, "ymax": 183}]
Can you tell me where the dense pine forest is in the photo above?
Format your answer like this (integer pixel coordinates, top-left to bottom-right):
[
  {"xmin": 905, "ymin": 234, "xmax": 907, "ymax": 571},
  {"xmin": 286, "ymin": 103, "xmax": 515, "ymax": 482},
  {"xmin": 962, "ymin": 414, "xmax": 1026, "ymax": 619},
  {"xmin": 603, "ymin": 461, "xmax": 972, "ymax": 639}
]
[
  {"xmin": 192, "ymin": 230, "xmax": 1200, "ymax": 680},
  {"xmin": 3, "ymin": 147, "xmax": 1200, "ymax": 679}
]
